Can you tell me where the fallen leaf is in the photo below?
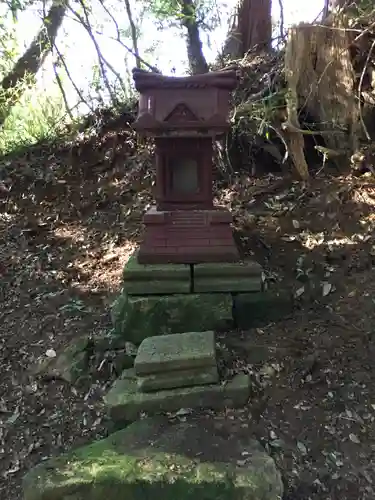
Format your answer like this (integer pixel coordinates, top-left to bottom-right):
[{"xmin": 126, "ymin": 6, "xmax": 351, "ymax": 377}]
[
  {"xmin": 6, "ymin": 407, "xmax": 20, "ymax": 425},
  {"xmin": 236, "ymin": 459, "xmax": 247, "ymax": 466},
  {"xmin": 269, "ymin": 430, "xmax": 277, "ymax": 440},
  {"xmin": 2, "ymin": 462, "xmax": 20, "ymax": 478},
  {"xmin": 295, "ymin": 286, "xmax": 305, "ymax": 298},
  {"xmin": 349, "ymin": 433, "xmax": 360, "ymax": 444},
  {"xmin": 269, "ymin": 438, "xmax": 284, "ymax": 448},
  {"xmin": 292, "ymin": 219, "xmax": 300, "ymax": 229},
  {"xmin": 297, "ymin": 441, "xmax": 308, "ymax": 455},
  {"xmin": 322, "ymin": 282, "xmax": 332, "ymax": 297},
  {"xmin": 174, "ymin": 408, "xmax": 191, "ymax": 417}
]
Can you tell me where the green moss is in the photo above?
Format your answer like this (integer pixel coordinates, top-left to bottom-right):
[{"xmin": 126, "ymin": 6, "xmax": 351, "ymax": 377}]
[
  {"xmin": 23, "ymin": 418, "xmax": 283, "ymax": 500},
  {"xmin": 111, "ymin": 293, "xmax": 232, "ymax": 344},
  {"xmin": 25, "ymin": 437, "xmax": 237, "ymax": 500}
]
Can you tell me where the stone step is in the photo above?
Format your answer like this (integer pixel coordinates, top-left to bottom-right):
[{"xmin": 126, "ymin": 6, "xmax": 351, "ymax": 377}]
[
  {"xmin": 104, "ymin": 371, "xmax": 251, "ymax": 422},
  {"xmin": 122, "ymin": 251, "xmax": 190, "ymax": 294},
  {"xmin": 137, "ymin": 365, "xmax": 219, "ymax": 392},
  {"xmin": 122, "ymin": 251, "xmax": 264, "ymax": 294},
  {"xmin": 193, "ymin": 261, "xmax": 263, "ymax": 293},
  {"xmin": 134, "ymin": 331, "xmax": 216, "ymax": 376}
]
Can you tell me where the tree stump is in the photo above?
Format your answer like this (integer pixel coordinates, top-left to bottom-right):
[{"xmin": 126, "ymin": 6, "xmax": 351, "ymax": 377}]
[{"xmin": 284, "ymin": 19, "xmax": 359, "ymax": 177}]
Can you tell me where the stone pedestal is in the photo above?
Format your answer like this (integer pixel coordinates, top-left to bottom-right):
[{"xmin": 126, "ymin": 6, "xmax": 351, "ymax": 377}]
[
  {"xmin": 138, "ymin": 207, "xmax": 239, "ymax": 264},
  {"xmin": 112, "ymin": 252, "xmax": 265, "ymax": 345},
  {"xmin": 122, "ymin": 251, "xmax": 263, "ymax": 295}
]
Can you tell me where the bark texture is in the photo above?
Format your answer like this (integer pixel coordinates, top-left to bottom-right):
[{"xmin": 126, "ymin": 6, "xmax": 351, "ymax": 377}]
[
  {"xmin": 1, "ymin": 0, "xmax": 67, "ymax": 92},
  {"xmin": 180, "ymin": 0, "xmax": 209, "ymax": 74},
  {"xmin": 223, "ymin": 0, "xmax": 272, "ymax": 59}
]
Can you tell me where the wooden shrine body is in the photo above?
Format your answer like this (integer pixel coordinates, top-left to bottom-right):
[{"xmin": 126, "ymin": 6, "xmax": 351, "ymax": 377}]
[{"xmin": 132, "ymin": 67, "xmax": 240, "ymax": 264}]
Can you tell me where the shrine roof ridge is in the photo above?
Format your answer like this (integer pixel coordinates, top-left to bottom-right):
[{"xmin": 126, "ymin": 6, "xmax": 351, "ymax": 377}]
[{"xmin": 132, "ymin": 66, "xmax": 239, "ymax": 91}]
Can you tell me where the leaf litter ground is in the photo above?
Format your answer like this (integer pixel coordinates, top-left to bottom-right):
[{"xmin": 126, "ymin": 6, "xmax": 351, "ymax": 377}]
[{"xmin": 0, "ymin": 130, "xmax": 375, "ymax": 499}]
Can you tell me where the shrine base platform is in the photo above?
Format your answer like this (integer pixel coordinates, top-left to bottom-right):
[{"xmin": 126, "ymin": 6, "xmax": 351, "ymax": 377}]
[{"xmin": 137, "ymin": 206, "xmax": 239, "ymax": 265}]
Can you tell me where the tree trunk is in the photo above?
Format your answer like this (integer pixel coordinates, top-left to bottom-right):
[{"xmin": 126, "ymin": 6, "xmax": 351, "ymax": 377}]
[
  {"xmin": 223, "ymin": 0, "xmax": 272, "ymax": 59},
  {"xmin": 124, "ymin": 0, "xmax": 141, "ymax": 69},
  {"xmin": 0, "ymin": 0, "xmax": 67, "ymax": 122},
  {"xmin": 180, "ymin": 0, "xmax": 209, "ymax": 74}
]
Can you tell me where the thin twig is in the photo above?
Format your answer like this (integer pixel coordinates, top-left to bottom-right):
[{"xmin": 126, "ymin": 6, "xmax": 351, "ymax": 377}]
[
  {"xmin": 69, "ymin": 2, "xmax": 125, "ymax": 103},
  {"xmin": 124, "ymin": 0, "xmax": 141, "ymax": 69},
  {"xmin": 53, "ymin": 42, "xmax": 94, "ymax": 113},
  {"xmin": 93, "ymin": 30, "xmax": 160, "ymax": 73},
  {"xmin": 79, "ymin": 0, "xmax": 127, "ymax": 93},
  {"xmin": 278, "ymin": 0, "xmax": 284, "ymax": 42},
  {"xmin": 52, "ymin": 59, "xmax": 73, "ymax": 121},
  {"xmin": 268, "ymin": 124, "xmax": 289, "ymax": 163},
  {"xmin": 78, "ymin": 3, "xmax": 160, "ymax": 74}
]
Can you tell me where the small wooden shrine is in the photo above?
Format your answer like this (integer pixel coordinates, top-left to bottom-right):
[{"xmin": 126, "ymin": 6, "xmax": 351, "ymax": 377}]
[{"xmin": 132, "ymin": 67, "xmax": 240, "ymax": 264}]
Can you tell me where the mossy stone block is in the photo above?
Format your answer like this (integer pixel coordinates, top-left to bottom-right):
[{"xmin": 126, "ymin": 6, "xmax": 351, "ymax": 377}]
[
  {"xmin": 233, "ymin": 290, "xmax": 294, "ymax": 328},
  {"xmin": 23, "ymin": 417, "xmax": 283, "ymax": 500},
  {"xmin": 123, "ymin": 251, "xmax": 190, "ymax": 294},
  {"xmin": 194, "ymin": 261, "xmax": 262, "ymax": 277},
  {"xmin": 193, "ymin": 261, "xmax": 263, "ymax": 293},
  {"xmin": 134, "ymin": 331, "xmax": 216, "ymax": 375},
  {"xmin": 105, "ymin": 370, "xmax": 250, "ymax": 422},
  {"xmin": 111, "ymin": 293, "xmax": 232, "ymax": 345}
]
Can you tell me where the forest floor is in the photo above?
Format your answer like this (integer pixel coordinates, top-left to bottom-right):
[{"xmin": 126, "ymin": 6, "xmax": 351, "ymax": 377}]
[{"xmin": 0, "ymin": 128, "xmax": 375, "ymax": 500}]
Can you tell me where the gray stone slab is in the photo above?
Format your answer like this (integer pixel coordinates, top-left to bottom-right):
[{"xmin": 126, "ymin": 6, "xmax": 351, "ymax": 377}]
[
  {"xmin": 122, "ymin": 250, "xmax": 190, "ymax": 294},
  {"xmin": 134, "ymin": 331, "xmax": 216, "ymax": 375},
  {"xmin": 194, "ymin": 276, "xmax": 263, "ymax": 293},
  {"xmin": 137, "ymin": 365, "xmax": 219, "ymax": 392},
  {"xmin": 194, "ymin": 260, "xmax": 263, "ymax": 277},
  {"xmin": 104, "ymin": 370, "xmax": 250, "ymax": 422}
]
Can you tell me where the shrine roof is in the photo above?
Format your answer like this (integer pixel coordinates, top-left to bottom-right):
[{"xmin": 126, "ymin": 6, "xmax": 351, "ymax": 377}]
[{"xmin": 132, "ymin": 67, "xmax": 239, "ymax": 91}]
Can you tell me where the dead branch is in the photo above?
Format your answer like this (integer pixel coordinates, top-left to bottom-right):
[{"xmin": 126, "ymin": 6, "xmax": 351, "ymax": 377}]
[{"xmin": 281, "ymin": 121, "xmax": 346, "ymax": 136}]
